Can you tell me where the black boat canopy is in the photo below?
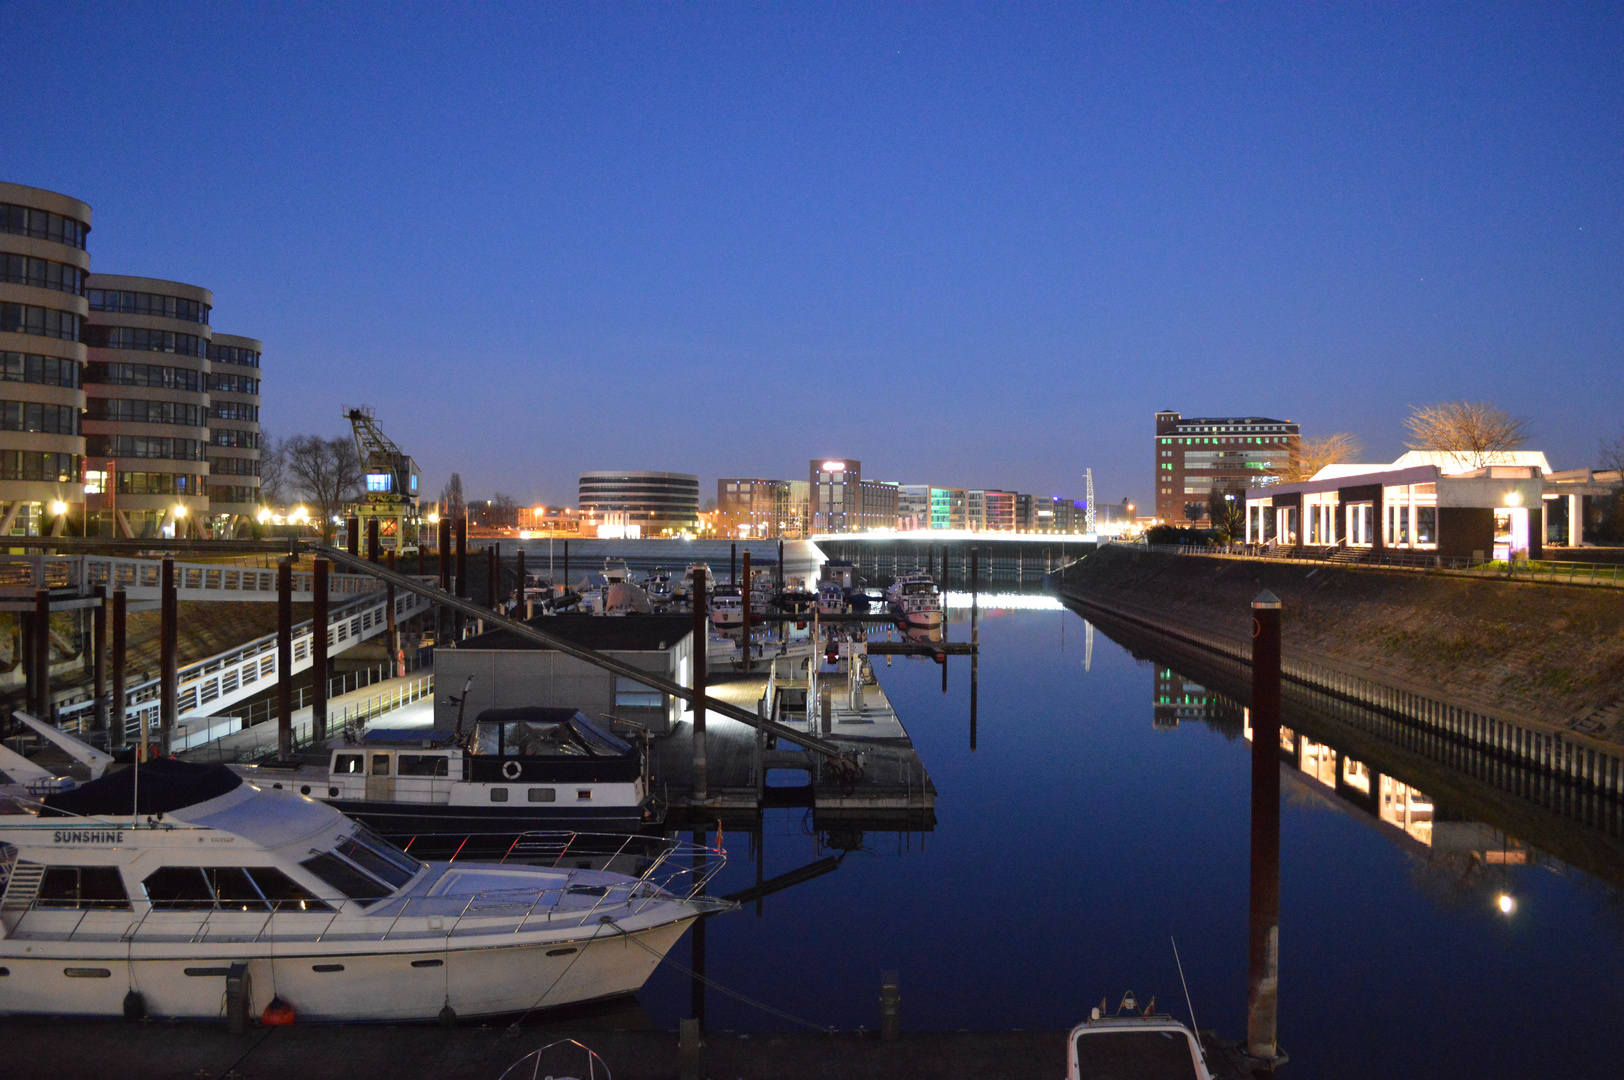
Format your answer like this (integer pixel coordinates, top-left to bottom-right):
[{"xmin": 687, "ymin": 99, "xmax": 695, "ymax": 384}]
[{"xmin": 40, "ymin": 759, "xmax": 243, "ymax": 818}]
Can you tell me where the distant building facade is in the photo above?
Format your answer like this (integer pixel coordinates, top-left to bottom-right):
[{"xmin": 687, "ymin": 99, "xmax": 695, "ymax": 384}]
[
  {"xmin": 1155, "ymin": 410, "xmax": 1299, "ymax": 526},
  {"xmin": 810, "ymin": 458, "xmax": 861, "ymax": 533},
  {"xmin": 578, "ymin": 470, "xmax": 699, "ymax": 536},
  {"xmin": 717, "ymin": 477, "xmax": 796, "ymax": 538},
  {"xmin": 858, "ymin": 479, "xmax": 899, "ymax": 531}
]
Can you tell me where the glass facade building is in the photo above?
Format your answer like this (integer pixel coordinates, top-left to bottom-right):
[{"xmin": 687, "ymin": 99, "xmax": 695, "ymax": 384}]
[{"xmin": 578, "ymin": 471, "xmax": 700, "ymax": 536}]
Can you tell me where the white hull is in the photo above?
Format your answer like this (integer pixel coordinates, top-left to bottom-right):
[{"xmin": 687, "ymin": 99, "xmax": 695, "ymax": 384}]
[
  {"xmin": 894, "ymin": 606, "xmax": 942, "ymax": 629},
  {"xmin": 0, "ymin": 914, "xmax": 692, "ymax": 1022}
]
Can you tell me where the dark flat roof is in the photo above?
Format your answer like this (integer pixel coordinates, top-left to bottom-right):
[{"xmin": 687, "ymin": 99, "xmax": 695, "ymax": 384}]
[{"xmin": 454, "ymin": 614, "xmax": 692, "ymax": 652}]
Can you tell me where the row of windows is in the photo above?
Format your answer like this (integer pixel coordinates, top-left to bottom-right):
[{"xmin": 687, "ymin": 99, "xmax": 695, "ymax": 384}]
[
  {"xmin": 208, "ymin": 455, "xmax": 259, "ymax": 476},
  {"xmin": 85, "ymin": 435, "xmax": 206, "ymax": 461},
  {"xmin": 0, "ymin": 203, "xmax": 89, "ymax": 249},
  {"xmin": 0, "ymin": 450, "xmax": 80, "ymax": 482},
  {"xmin": 83, "ymin": 325, "xmax": 206, "ymax": 357},
  {"xmin": 210, "ymin": 427, "xmax": 258, "ymax": 448},
  {"xmin": 86, "ymin": 289, "xmax": 209, "ymax": 324},
  {"xmin": 34, "ymin": 864, "xmax": 330, "ymax": 913},
  {"xmin": 84, "ymin": 361, "xmax": 205, "ymax": 392},
  {"xmin": 86, "ymin": 399, "xmax": 205, "ymax": 426},
  {"xmin": 115, "ymin": 471, "xmax": 205, "ymax": 495},
  {"xmin": 208, "ymin": 343, "xmax": 260, "ymax": 367},
  {"xmin": 0, "ymin": 351, "xmax": 79, "ymax": 388},
  {"xmin": 1, "ymin": 253, "xmax": 85, "ymax": 296},
  {"xmin": 207, "ymin": 484, "xmax": 259, "ymax": 503},
  {"xmin": 0, "ymin": 302, "xmax": 80, "ymax": 341},
  {"xmin": 0, "ymin": 400, "xmax": 79, "ymax": 435},
  {"xmin": 211, "ymin": 401, "xmax": 258, "ymax": 422},
  {"xmin": 209, "ymin": 372, "xmax": 259, "ymax": 395}
]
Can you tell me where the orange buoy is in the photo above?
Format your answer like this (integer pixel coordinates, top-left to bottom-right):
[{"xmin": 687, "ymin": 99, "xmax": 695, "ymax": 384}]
[{"xmin": 261, "ymin": 996, "xmax": 296, "ymax": 1026}]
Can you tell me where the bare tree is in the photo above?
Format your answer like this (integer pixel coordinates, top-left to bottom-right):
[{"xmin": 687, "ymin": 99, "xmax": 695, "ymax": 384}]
[
  {"xmin": 490, "ymin": 491, "xmax": 517, "ymax": 512},
  {"xmin": 440, "ymin": 472, "xmax": 465, "ymax": 519},
  {"xmin": 1601, "ymin": 427, "xmax": 1624, "ymax": 478},
  {"xmin": 257, "ymin": 434, "xmax": 289, "ymax": 505},
  {"xmin": 1277, "ymin": 432, "xmax": 1364, "ymax": 483},
  {"xmin": 1404, "ymin": 401, "xmax": 1530, "ymax": 470},
  {"xmin": 285, "ymin": 435, "xmax": 362, "ymax": 542}
]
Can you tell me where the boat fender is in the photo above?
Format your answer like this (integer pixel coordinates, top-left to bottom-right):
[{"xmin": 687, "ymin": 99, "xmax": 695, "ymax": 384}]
[
  {"xmin": 262, "ymin": 996, "xmax": 296, "ymax": 1026},
  {"xmin": 439, "ymin": 1003, "xmax": 457, "ymax": 1027},
  {"xmin": 502, "ymin": 760, "xmax": 522, "ymax": 780},
  {"xmin": 122, "ymin": 989, "xmax": 147, "ymax": 1021}
]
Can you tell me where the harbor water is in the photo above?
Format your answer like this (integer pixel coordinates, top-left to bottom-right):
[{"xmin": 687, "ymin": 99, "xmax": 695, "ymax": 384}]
[{"xmin": 631, "ymin": 598, "xmax": 1622, "ymax": 1078}]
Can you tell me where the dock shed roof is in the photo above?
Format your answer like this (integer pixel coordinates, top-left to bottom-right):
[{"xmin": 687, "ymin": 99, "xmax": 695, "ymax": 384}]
[{"xmin": 454, "ymin": 614, "xmax": 692, "ymax": 653}]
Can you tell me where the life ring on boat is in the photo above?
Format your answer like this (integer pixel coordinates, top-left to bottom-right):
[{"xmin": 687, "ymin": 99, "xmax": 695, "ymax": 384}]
[{"xmin": 502, "ymin": 760, "xmax": 522, "ymax": 780}]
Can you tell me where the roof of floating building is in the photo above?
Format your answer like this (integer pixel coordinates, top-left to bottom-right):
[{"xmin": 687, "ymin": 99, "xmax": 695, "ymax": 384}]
[{"xmin": 1312, "ymin": 451, "xmax": 1553, "ymax": 482}]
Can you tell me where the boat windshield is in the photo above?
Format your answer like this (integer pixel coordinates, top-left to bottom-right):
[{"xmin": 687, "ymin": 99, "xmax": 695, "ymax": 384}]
[{"xmin": 1072, "ymin": 1029, "xmax": 1202, "ymax": 1080}]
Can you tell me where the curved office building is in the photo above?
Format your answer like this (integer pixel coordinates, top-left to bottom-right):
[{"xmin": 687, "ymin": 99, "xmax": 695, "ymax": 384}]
[
  {"xmin": 205, "ymin": 333, "xmax": 263, "ymax": 533},
  {"xmin": 578, "ymin": 470, "xmax": 700, "ymax": 536},
  {"xmin": 83, "ymin": 274, "xmax": 214, "ymax": 537},
  {"xmin": 0, "ymin": 182, "xmax": 90, "ymax": 537}
]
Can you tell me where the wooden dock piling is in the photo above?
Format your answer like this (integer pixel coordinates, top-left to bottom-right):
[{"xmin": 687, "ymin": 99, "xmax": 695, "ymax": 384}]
[
  {"xmin": 160, "ymin": 557, "xmax": 177, "ymax": 754},
  {"xmin": 313, "ymin": 558, "xmax": 329, "ymax": 742},
  {"xmin": 110, "ymin": 588, "xmax": 126, "ymax": 750},
  {"xmin": 277, "ymin": 558, "xmax": 293, "ymax": 757},
  {"xmin": 691, "ymin": 566, "xmax": 708, "ymax": 802},
  {"xmin": 1248, "ymin": 589, "xmax": 1283, "ymax": 1063}
]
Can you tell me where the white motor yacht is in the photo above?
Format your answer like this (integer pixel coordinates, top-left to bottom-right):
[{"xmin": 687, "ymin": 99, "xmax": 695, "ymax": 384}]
[
  {"xmin": 887, "ymin": 570, "xmax": 943, "ymax": 631},
  {"xmin": 817, "ymin": 580, "xmax": 847, "ymax": 616},
  {"xmin": 709, "ymin": 588, "xmax": 744, "ymax": 629},
  {"xmin": 0, "ymin": 759, "xmax": 726, "ymax": 1023}
]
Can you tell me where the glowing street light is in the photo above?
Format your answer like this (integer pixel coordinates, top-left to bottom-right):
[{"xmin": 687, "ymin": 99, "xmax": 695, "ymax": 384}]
[
  {"xmin": 256, "ymin": 507, "xmax": 272, "ymax": 524},
  {"xmin": 49, "ymin": 500, "xmax": 68, "ymax": 516},
  {"xmin": 173, "ymin": 504, "xmax": 188, "ymax": 518},
  {"xmin": 1497, "ymin": 893, "xmax": 1516, "ymax": 915}
]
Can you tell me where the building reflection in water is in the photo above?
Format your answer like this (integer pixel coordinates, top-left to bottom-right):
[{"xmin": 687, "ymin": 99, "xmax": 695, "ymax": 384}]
[{"xmin": 1152, "ymin": 667, "xmax": 1530, "ymax": 866}]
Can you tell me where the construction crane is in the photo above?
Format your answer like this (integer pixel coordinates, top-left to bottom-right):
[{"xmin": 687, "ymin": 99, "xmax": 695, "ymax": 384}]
[
  {"xmin": 343, "ymin": 405, "xmax": 421, "ymax": 551},
  {"xmin": 1084, "ymin": 467, "xmax": 1097, "ymax": 534}
]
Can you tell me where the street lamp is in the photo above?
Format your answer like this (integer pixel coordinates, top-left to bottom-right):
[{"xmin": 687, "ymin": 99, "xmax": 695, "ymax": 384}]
[{"xmin": 1497, "ymin": 893, "xmax": 1515, "ymax": 916}]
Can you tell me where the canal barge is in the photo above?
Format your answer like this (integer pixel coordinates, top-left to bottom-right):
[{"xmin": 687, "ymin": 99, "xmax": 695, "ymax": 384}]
[{"xmin": 238, "ymin": 708, "xmax": 658, "ymax": 836}]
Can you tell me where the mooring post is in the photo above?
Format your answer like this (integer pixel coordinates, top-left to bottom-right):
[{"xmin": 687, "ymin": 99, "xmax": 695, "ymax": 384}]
[
  {"xmin": 111, "ymin": 588, "xmax": 127, "ymax": 750},
  {"xmin": 417, "ymin": 530, "xmax": 426, "ymax": 575},
  {"xmin": 159, "ymin": 557, "xmax": 177, "ymax": 755},
  {"xmin": 740, "ymin": 549, "xmax": 751, "ymax": 674},
  {"xmin": 277, "ymin": 558, "xmax": 293, "ymax": 757},
  {"xmin": 312, "ymin": 558, "xmax": 329, "ymax": 744},
  {"xmin": 777, "ymin": 539, "xmax": 784, "ymax": 588},
  {"xmin": 386, "ymin": 550, "xmax": 401, "ymax": 676},
  {"xmin": 454, "ymin": 516, "xmax": 468, "ymax": 639},
  {"xmin": 366, "ymin": 517, "xmax": 381, "ymax": 563},
  {"xmin": 487, "ymin": 544, "xmax": 499, "ymax": 611},
  {"xmin": 33, "ymin": 587, "xmax": 50, "ymax": 719},
  {"xmin": 880, "ymin": 970, "xmax": 901, "ymax": 1041},
  {"xmin": 1248, "ymin": 589, "xmax": 1283, "ymax": 1064},
  {"xmin": 515, "ymin": 548, "xmax": 527, "ymax": 618},
  {"xmin": 970, "ymin": 547, "xmax": 979, "ymax": 752},
  {"xmin": 92, "ymin": 584, "xmax": 107, "ymax": 735},
  {"xmin": 346, "ymin": 515, "xmax": 359, "ymax": 557},
  {"xmin": 730, "ymin": 542, "xmax": 737, "ymax": 586},
  {"xmin": 437, "ymin": 515, "xmax": 452, "ymax": 643},
  {"xmin": 690, "ymin": 827, "xmax": 708, "ymax": 1026},
  {"xmin": 679, "ymin": 1017, "xmax": 701, "ymax": 1080},
  {"xmin": 562, "ymin": 539, "xmax": 569, "ymax": 589},
  {"xmin": 691, "ymin": 566, "xmax": 708, "ymax": 803}
]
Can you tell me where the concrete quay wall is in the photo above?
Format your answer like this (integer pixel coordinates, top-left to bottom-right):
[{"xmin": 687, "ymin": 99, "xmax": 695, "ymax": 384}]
[{"xmin": 1051, "ymin": 545, "xmax": 1624, "ymax": 796}]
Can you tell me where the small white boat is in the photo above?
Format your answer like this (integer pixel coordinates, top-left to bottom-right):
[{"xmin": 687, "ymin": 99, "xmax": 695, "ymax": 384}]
[
  {"xmin": 709, "ymin": 588, "xmax": 744, "ymax": 629},
  {"xmin": 1068, "ymin": 993, "xmax": 1215, "ymax": 1080},
  {"xmin": 600, "ymin": 558, "xmax": 631, "ymax": 585},
  {"xmin": 0, "ymin": 759, "xmax": 725, "ymax": 1023},
  {"xmin": 817, "ymin": 580, "xmax": 847, "ymax": 615},
  {"xmin": 887, "ymin": 570, "xmax": 943, "ymax": 630},
  {"xmin": 645, "ymin": 568, "xmax": 675, "ymax": 605}
]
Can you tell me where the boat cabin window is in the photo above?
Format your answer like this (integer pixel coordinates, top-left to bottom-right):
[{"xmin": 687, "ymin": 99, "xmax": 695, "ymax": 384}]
[
  {"xmin": 528, "ymin": 787, "xmax": 555, "ymax": 802},
  {"xmin": 327, "ymin": 825, "xmax": 422, "ymax": 883},
  {"xmin": 397, "ymin": 754, "xmax": 449, "ymax": 777},
  {"xmin": 333, "ymin": 753, "xmax": 364, "ymax": 774},
  {"xmin": 371, "ymin": 753, "xmax": 392, "ymax": 776},
  {"xmin": 37, "ymin": 866, "xmax": 131, "ymax": 910},
  {"xmin": 299, "ymin": 853, "xmax": 391, "ymax": 902},
  {"xmin": 614, "ymin": 678, "xmax": 664, "ymax": 712},
  {"xmin": 141, "ymin": 866, "xmax": 333, "ymax": 912},
  {"xmin": 1072, "ymin": 1030, "xmax": 1202, "ymax": 1079}
]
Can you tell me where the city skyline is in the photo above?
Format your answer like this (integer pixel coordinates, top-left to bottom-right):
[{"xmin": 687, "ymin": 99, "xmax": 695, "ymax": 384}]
[{"xmin": 4, "ymin": 5, "xmax": 1619, "ymax": 515}]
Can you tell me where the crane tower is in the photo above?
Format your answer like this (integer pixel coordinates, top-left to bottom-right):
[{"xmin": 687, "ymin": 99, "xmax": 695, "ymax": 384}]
[{"xmin": 343, "ymin": 405, "xmax": 422, "ymax": 552}]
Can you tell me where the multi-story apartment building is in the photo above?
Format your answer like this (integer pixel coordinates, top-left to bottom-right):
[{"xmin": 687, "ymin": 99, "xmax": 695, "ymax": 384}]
[
  {"xmin": 1, "ymin": 182, "xmax": 265, "ymax": 539},
  {"xmin": 1154, "ymin": 411, "xmax": 1299, "ymax": 526},
  {"xmin": 858, "ymin": 479, "xmax": 898, "ymax": 531},
  {"xmin": 809, "ymin": 458, "xmax": 861, "ymax": 533},
  {"xmin": 929, "ymin": 487, "xmax": 968, "ymax": 531},
  {"xmin": 717, "ymin": 477, "xmax": 794, "ymax": 538},
  {"xmin": 897, "ymin": 485, "xmax": 930, "ymax": 530},
  {"xmin": 0, "ymin": 182, "xmax": 89, "ymax": 538},
  {"xmin": 205, "ymin": 334, "xmax": 262, "ymax": 527},
  {"xmin": 974, "ymin": 489, "xmax": 1016, "ymax": 531}
]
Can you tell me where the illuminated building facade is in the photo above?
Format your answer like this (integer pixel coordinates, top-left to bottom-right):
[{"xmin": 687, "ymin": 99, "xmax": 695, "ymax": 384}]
[{"xmin": 1155, "ymin": 410, "xmax": 1299, "ymax": 526}]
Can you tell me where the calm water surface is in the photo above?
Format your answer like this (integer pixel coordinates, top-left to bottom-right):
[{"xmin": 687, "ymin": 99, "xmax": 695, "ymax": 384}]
[{"xmin": 634, "ymin": 603, "xmax": 1623, "ymax": 1078}]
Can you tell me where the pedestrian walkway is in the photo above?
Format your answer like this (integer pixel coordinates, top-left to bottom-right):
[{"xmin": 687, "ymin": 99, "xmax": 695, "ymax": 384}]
[{"xmin": 181, "ymin": 672, "xmax": 435, "ymax": 763}]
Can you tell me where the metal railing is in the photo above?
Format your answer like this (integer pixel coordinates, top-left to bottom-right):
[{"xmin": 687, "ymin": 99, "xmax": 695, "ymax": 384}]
[
  {"xmin": 0, "ymin": 553, "xmax": 378, "ymax": 600},
  {"xmin": 190, "ymin": 672, "xmax": 435, "ymax": 763},
  {"xmin": 53, "ymin": 587, "xmax": 435, "ymax": 745}
]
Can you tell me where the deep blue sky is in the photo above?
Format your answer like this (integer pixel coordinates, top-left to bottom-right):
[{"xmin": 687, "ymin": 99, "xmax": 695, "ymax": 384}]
[{"xmin": 6, "ymin": 3, "xmax": 1621, "ymax": 509}]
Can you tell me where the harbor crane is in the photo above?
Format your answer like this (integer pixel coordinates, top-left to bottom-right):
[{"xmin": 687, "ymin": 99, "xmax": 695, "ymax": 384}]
[{"xmin": 343, "ymin": 405, "xmax": 422, "ymax": 552}]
